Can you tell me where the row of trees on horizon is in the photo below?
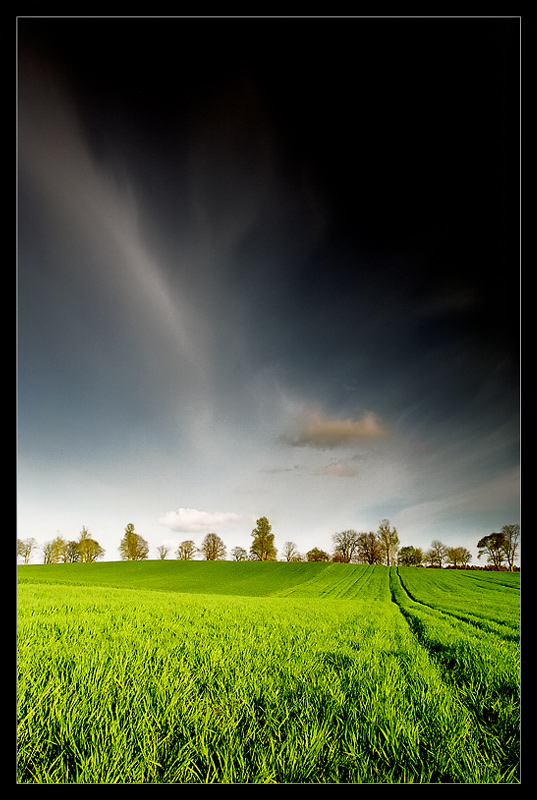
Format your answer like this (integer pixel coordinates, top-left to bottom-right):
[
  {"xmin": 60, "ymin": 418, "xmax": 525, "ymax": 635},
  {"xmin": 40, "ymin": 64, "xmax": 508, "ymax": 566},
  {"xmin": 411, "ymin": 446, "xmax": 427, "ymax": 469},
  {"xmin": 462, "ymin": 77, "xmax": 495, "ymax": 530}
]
[{"xmin": 18, "ymin": 518, "xmax": 520, "ymax": 571}]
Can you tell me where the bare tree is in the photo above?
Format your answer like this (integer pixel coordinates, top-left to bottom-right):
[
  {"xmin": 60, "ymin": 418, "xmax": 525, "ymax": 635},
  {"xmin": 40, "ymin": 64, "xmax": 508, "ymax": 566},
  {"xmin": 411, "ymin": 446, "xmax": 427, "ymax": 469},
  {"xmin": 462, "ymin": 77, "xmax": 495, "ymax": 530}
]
[
  {"xmin": 282, "ymin": 541, "xmax": 299, "ymax": 562},
  {"xmin": 157, "ymin": 545, "xmax": 170, "ymax": 560},
  {"xmin": 231, "ymin": 546, "xmax": 248, "ymax": 561},
  {"xmin": 427, "ymin": 539, "xmax": 447, "ymax": 568},
  {"xmin": 42, "ymin": 540, "xmax": 55, "ymax": 565},
  {"xmin": 65, "ymin": 541, "xmax": 81, "ymax": 562},
  {"xmin": 501, "ymin": 524, "xmax": 520, "ymax": 570},
  {"xmin": 377, "ymin": 520, "xmax": 399, "ymax": 566},
  {"xmin": 18, "ymin": 537, "xmax": 38, "ymax": 565},
  {"xmin": 200, "ymin": 532, "xmax": 226, "ymax": 561},
  {"xmin": 176, "ymin": 540, "xmax": 196, "ymax": 560},
  {"xmin": 356, "ymin": 531, "xmax": 383, "ymax": 564},
  {"xmin": 332, "ymin": 530, "xmax": 359, "ymax": 563}
]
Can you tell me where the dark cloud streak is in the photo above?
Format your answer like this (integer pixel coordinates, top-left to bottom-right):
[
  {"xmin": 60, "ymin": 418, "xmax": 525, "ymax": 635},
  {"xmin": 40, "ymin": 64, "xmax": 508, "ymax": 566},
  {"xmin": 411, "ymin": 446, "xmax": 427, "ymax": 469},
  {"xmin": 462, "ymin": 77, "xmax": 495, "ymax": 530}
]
[{"xmin": 17, "ymin": 17, "xmax": 520, "ymax": 556}]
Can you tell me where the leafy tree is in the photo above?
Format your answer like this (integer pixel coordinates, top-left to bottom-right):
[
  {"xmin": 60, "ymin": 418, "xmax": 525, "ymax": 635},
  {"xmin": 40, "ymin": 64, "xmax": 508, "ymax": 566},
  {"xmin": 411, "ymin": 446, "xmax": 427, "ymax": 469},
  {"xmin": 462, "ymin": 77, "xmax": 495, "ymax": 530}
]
[
  {"xmin": 76, "ymin": 526, "xmax": 105, "ymax": 563},
  {"xmin": 200, "ymin": 532, "xmax": 226, "ymax": 561},
  {"xmin": 51, "ymin": 535, "xmax": 67, "ymax": 563},
  {"xmin": 231, "ymin": 546, "xmax": 248, "ymax": 561},
  {"xmin": 445, "ymin": 546, "xmax": 472, "ymax": 568},
  {"xmin": 18, "ymin": 537, "xmax": 38, "ymax": 565},
  {"xmin": 501, "ymin": 523, "xmax": 520, "ymax": 571},
  {"xmin": 356, "ymin": 531, "xmax": 383, "ymax": 564},
  {"xmin": 477, "ymin": 532, "xmax": 506, "ymax": 569},
  {"xmin": 43, "ymin": 534, "xmax": 77, "ymax": 564},
  {"xmin": 79, "ymin": 537, "xmax": 105, "ymax": 563},
  {"xmin": 306, "ymin": 547, "xmax": 330, "ymax": 562},
  {"xmin": 427, "ymin": 540, "xmax": 447, "ymax": 568},
  {"xmin": 176, "ymin": 540, "xmax": 196, "ymax": 560},
  {"xmin": 398, "ymin": 545, "xmax": 424, "ymax": 567},
  {"xmin": 332, "ymin": 530, "xmax": 359, "ymax": 563},
  {"xmin": 118, "ymin": 523, "xmax": 148, "ymax": 562},
  {"xmin": 157, "ymin": 545, "xmax": 170, "ymax": 560},
  {"xmin": 377, "ymin": 519, "xmax": 399, "ymax": 566},
  {"xmin": 250, "ymin": 516, "xmax": 277, "ymax": 561}
]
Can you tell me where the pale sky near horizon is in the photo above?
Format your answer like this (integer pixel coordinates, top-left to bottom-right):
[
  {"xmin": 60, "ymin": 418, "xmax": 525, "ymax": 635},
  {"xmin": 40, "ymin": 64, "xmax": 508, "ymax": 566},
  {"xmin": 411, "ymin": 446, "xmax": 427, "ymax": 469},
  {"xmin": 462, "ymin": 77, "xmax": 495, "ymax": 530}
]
[{"xmin": 17, "ymin": 17, "xmax": 520, "ymax": 564}]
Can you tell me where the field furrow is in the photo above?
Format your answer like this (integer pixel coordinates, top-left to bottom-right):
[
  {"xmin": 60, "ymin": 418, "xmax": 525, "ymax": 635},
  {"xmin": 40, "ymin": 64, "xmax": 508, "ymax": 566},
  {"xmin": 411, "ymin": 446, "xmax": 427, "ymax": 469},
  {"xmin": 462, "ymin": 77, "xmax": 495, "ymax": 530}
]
[
  {"xmin": 396, "ymin": 567, "xmax": 519, "ymax": 641},
  {"xmin": 389, "ymin": 567, "xmax": 520, "ymax": 782}
]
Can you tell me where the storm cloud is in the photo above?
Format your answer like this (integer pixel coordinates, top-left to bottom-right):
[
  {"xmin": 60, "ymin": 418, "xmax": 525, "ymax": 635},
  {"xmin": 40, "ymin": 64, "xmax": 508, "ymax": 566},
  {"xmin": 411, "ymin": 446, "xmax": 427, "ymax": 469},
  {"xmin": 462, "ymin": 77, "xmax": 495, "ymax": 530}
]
[{"xmin": 17, "ymin": 18, "xmax": 520, "ymax": 562}]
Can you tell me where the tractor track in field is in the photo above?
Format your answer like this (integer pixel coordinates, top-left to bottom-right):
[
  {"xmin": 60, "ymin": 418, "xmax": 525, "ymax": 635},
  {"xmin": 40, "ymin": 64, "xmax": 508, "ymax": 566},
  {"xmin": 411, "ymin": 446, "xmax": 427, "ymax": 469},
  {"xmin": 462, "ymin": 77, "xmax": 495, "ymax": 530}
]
[
  {"xmin": 388, "ymin": 565, "xmax": 520, "ymax": 779},
  {"xmin": 387, "ymin": 567, "xmax": 492, "ymax": 732},
  {"xmin": 386, "ymin": 567, "xmax": 491, "ymax": 739},
  {"xmin": 387, "ymin": 565, "xmax": 514, "ymax": 705},
  {"xmin": 388, "ymin": 566, "xmax": 468, "ymax": 680},
  {"xmin": 390, "ymin": 567, "xmax": 519, "ymax": 643}
]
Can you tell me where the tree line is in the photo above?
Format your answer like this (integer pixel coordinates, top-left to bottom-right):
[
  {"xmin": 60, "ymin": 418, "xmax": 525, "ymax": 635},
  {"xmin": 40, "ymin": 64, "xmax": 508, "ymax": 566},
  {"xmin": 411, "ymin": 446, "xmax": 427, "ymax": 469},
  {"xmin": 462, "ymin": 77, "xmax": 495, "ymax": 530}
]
[
  {"xmin": 17, "ymin": 518, "xmax": 520, "ymax": 571},
  {"xmin": 17, "ymin": 526, "xmax": 105, "ymax": 565}
]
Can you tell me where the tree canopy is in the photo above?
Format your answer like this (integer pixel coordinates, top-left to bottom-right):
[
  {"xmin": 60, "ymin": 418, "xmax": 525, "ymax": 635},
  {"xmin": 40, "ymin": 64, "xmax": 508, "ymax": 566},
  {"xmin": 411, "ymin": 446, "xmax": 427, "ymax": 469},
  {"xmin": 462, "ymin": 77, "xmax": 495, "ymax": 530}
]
[
  {"xmin": 306, "ymin": 547, "xmax": 330, "ymax": 562},
  {"xmin": 477, "ymin": 525, "xmax": 520, "ymax": 571},
  {"xmin": 445, "ymin": 546, "xmax": 472, "ymax": 568},
  {"xmin": 19, "ymin": 515, "xmax": 520, "ymax": 571},
  {"xmin": 118, "ymin": 523, "xmax": 149, "ymax": 562},
  {"xmin": 398, "ymin": 545, "xmax": 423, "ymax": 567},
  {"xmin": 250, "ymin": 516, "xmax": 277, "ymax": 561}
]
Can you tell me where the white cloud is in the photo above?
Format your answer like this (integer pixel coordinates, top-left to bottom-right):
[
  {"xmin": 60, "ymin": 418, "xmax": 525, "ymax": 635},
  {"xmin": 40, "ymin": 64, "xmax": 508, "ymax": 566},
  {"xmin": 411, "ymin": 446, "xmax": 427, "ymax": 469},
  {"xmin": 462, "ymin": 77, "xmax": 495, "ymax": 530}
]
[{"xmin": 158, "ymin": 507, "xmax": 240, "ymax": 533}]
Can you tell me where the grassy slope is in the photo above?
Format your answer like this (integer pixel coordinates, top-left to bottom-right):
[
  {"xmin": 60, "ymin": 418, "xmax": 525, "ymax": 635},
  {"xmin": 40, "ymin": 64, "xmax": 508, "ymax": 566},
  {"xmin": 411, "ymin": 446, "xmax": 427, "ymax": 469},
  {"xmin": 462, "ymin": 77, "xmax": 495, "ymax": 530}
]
[
  {"xmin": 17, "ymin": 559, "xmax": 361, "ymax": 597},
  {"xmin": 17, "ymin": 561, "xmax": 521, "ymax": 783},
  {"xmin": 18, "ymin": 559, "xmax": 520, "ymax": 599}
]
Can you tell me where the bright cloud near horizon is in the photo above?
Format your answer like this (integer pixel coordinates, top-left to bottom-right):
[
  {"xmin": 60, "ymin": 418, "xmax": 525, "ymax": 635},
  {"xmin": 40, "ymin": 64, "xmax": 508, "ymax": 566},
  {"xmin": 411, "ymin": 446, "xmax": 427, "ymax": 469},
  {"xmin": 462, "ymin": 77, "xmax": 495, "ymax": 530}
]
[
  {"xmin": 17, "ymin": 19, "xmax": 520, "ymax": 564},
  {"xmin": 158, "ymin": 508, "xmax": 241, "ymax": 534}
]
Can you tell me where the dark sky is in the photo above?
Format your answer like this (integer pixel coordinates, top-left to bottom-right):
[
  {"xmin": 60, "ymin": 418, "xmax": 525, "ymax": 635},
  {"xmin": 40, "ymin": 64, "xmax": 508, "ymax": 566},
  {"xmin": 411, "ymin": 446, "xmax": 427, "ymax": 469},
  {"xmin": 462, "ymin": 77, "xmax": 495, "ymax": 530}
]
[{"xmin": 17, "ymin": 16, "xmax": 520, "ymax": 561}]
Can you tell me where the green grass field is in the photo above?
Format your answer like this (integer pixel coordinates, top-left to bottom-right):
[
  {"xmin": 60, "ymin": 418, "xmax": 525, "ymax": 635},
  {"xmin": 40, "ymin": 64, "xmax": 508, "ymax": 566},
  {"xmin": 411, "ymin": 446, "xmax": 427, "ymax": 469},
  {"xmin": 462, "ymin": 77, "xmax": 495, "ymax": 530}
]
[{"xmin": 17, "ymin": 561, "xmax": 520, "ymax": 783}]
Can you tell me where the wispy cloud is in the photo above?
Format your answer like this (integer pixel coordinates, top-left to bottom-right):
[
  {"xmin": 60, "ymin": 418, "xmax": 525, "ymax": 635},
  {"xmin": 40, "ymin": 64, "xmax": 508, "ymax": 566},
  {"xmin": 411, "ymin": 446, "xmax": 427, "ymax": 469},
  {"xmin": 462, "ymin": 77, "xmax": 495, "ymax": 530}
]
[
  {"xmin": 282, "ymin": 407, "xmax": 390, "ymax": 450},
  {"xmin": 392, "ymin": 465, "xmax": 520, "ymax": 540},
  {"xmin": 158, "ymin": 507, "xmax": 240, "ymax": 534},
  {"xmin": 314, "ymin": 460, "xmax": 358, "ymax": 477},
  {"xmin": 261, "ymin": 465, "xmax": 302, "ymax": 474}
]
